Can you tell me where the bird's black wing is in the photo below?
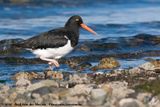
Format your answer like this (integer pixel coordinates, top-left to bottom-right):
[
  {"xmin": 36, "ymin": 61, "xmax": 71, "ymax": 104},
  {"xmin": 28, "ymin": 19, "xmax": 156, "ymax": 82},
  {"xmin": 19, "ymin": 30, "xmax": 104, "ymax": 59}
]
[{"xmin": 18, "ymin": 28, "xmax": 70, "ymax": 49}]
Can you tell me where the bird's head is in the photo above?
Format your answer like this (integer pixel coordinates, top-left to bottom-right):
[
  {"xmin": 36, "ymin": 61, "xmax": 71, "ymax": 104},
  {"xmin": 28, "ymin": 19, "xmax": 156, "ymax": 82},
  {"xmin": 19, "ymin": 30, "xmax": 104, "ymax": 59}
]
[{"xmin": 65, "ymin": 15, "xmax": 97, "ymax": 35}]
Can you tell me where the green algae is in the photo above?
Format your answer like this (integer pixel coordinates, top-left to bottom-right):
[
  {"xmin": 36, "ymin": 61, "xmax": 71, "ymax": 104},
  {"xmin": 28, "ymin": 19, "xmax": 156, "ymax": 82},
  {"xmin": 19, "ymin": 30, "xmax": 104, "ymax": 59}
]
[{"xmin": 134, "ymin": 79, "xmax": 160, "ymax": 95}]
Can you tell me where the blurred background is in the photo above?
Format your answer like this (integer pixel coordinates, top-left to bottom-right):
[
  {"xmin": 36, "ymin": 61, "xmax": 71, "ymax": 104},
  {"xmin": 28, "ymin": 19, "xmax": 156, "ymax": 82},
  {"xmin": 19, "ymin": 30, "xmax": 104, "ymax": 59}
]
[{"xmin": 0, "ymin": 0, "xmax": 160, "ymax": 40}]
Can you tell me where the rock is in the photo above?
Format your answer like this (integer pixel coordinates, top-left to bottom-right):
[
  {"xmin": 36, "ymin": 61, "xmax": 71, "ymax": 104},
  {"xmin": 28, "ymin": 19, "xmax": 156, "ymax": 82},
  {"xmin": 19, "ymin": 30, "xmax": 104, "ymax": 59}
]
[
  {"xmin": 134, "ymin": 79, "xmax": 160, "ymax": 95},
  {"xmin": 69, "ymin": 74, "xmax": 89, "ymax": 84},
  {"xmin": 65, "ymin": 95, "xmax": 87, "ymax": 105},
  {"xmin": 139, "ymin": 60, "xmax": 160, "ymax": 71},
  {"xmin": 26, "ymin": 80, "xmax": 59, "ymax": 92},
  {"xmin": 0, "ymin": 38, "xmax": 23, "ymax": 55},
  {"xmin": 145, "ymin": 57, "xmax": 155, "ymax": 62},
  {"xmin": 77, "ymin": 44, "xmax": 91, "ymax": 52},
  {"xmin": 69, "ymin": 84, "xmax": 93, "ymax": 96},
  {"xmin": 92, "ymin": 57, "xmax": 120, "ymax": 71},
  {"xmin": 58, "ymin": 81, "xmax": 68, "ymax": 88},
  {"xmin": 108, "ymin": 81, "xmax": 135, "ymax": 99},
  {"xmin": 139, "ymin": 62, "xmax": 155, "ymax": 71},
  {"xmin": 0, "ymin": 97, "xmax": 4, "ymax": 102},
  {"xmin": 136, "ymin": 93, "xmax": 152, "ymax": 104},
  {"xmin": 28, "ymin": 72, "xmax": 44, "ymax": 80},
  {"xmin": 44, "ymin": 70, "xmax": 63, "ymax": 80},
  {"xmin": 150, "ymin": 60, "xmax": 160, "ymax": 68},
  {"xmin": 4, "ymin": 57, "xmax": 44, "ymax": 64},
  {"xmin": 9, "ymin": 92, "xmax": 17, "ymax": 101},
  {"xmin": 119, "ymin": 98, "xmax": 145, "ymax": 107},
  {"xmin": 90, "ymin": 89, "xmax": 107, "ymax": 105},
  {"xmin": 129, "ymin": 67, "xmax": 141, "ymax": 75},
  {"xmin": 0, "ymin": 85, "xmax": 10, "ymax": 93},
  {"xmin": 32, "ymin": 87, "xmax": 51, "ymax": 96},
  {"xmin": 15, "ymin": 98, "xmax": 26, "ymax": 104},
  {"xmin": 44, "ymin": 70, "xmax": 53, "ymax": 79},
  {"xmin": 57, "ymin": 89, "xmax": 70, "ymax": 99},
  {"xmin": 13, "ymin": 72, "xmax": 44, "ymax": 81},
  {"xmin": 0, "ymin": 38, "xmax": 23, "ymax": 48},
  {"xmin": 13, "ymin": 72, "xmax": 29, "ymax": 80},
  {"xmin": 32, "ymin": 93, "xmax": 43, "ymax": 104},
  {"xmin": 16, "ymin": 78, "xmax": 31, "ymax": 87},
  {"xmin": 148, "ymin": 77, "xmax": 156, "ymax": 81},
  {"xmin": 78, "ymin": 95, "xmax": 88, "ymax": 105},
  {"xmin": 3, "ymin": 98, "xmax": 11, "ymax": 104},
  {"xmin": 52, "ymin": 72, "xmax": 63, "ymax": 80},
  {"xmin": 48, "ymin": 93, "xmax": 59, "ymax": 100},
  {"xmin": 76, "ymin": 62, "xmax": 92, "ymax": 71},
  {"xmin": 148, "ymin": 96, "xmax": 160, "ymax": 107},
  {"xmin": 101, "ymin": 84, "xmax": 113, "ymax": 97},
  {"xmin": 31, "ymin": 93, "xmax": 40, "ymax": 99},
  {"xmin": 66, "ymin": 59, "xmax": 79, "ymax": 69}
]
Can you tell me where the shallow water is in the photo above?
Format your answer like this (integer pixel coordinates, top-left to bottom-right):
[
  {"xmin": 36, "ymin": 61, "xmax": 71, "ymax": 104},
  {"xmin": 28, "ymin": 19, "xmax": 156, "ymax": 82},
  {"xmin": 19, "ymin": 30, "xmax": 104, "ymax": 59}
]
[
  {"xmin": 0, "ymin": 0, "xmax": 160, "ymax": 83},
  {"xmin": 1, "ymin": 1, "xmax": 160, "ymax": 39}
]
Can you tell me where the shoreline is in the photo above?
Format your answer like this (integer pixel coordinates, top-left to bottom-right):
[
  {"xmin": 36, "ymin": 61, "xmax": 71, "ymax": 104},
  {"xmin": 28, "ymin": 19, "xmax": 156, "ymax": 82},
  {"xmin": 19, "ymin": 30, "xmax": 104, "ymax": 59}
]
[{"xmin": 0, "ymin": 59, "xmax": 160, "ymax": 107}]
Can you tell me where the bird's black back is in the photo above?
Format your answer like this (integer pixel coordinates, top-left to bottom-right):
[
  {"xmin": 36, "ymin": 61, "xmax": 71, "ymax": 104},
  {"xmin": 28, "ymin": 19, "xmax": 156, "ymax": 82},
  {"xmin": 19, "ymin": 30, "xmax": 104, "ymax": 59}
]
[{"xmin": 15, "ymin": 27, "xmax": 78, "ymax": 49}]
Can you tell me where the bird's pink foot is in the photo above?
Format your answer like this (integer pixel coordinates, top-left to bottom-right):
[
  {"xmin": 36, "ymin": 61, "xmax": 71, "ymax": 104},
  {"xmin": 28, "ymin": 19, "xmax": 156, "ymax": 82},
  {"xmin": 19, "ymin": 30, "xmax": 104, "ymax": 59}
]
[
  {"xmin": 48, "ymin": 59, "xmax": 60, "ymax": 68},
  {"xmin": 40, "ymin": 56, "xmax": 60, "ymax": 70}
]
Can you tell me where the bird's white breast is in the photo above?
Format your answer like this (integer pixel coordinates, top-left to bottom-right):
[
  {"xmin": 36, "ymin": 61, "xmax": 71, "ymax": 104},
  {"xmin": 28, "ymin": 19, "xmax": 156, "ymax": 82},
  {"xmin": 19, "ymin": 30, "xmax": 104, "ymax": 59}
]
[{"xmin": 32, "ymin": 40, "xmax": 73, "ymax": 59}]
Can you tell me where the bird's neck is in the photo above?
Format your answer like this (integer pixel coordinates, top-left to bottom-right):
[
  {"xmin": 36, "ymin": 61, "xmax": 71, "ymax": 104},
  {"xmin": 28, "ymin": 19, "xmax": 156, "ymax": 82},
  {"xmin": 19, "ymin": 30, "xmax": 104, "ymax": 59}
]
[
  {"xmin": 65, "ymin": 23, "xmax": 79, "ymax": 35},
  {"xmin": 65, "ymin": 24, "xmax": 80, "ymax": 47}
]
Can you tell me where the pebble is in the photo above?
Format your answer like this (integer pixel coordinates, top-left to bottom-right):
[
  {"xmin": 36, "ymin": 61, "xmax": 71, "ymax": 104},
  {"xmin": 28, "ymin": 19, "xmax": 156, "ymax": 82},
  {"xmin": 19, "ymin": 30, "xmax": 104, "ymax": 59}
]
[
  {"xmin": 108, "ymin": 81, "xmax": 135, "ymax": 99},
  {"xmin": 27, "ymin": 80, "xmax": 59, "ymax": 92},
  {"xmin": 48, "ymin": 93, "xmax": 59, "ymax": 100},
  {"xmin": 139, "ymin": 62, "xmax": 155, "ymax": 71},
  {"xmin": 148, "ymin": 77, "xmax": 156, "ymax": 81},
  {"xmin": 101, "ymin": 84, "xmax": 113, "ymax": 96},
  {"xmin": 69, "ymin": 84, "xmax": 93, "ymax": 96},
  {"xmin": 92, "ymin": 57, "xmax": 120, "ymax": 70},
  {"xmin": 69, "ymin": 74, "xmax": 89, "ymax": 84},
  {"xmin": 31, "ymin": 93, "xmax": 40, "ymax": 99},
  {"xmin": 137, "ymin": 93, "xmax": 152, "ymax": 103},
  {"xmin": 149, "ymin": 96, "xmax": 160, "ymax": 107},
  {"xmin": 129, "ymin": 67, "xmax": 141, "ymax": 74},
  {"xmin": 90, "ymin": 88, "xmax": 107, "ymax": 105},
  {"xmin": 78, "ymin": 44, "xmax": 91, "ymax": 52},
  {"xmin": 0, "ymin": 85, "xmax": 10, "ymax": 93},
  {"xmin": 16, "ymin": 78, "xmax": 31, "ymax": 87},
  {"xmin": 119, "ymin": 98, "xmax": 145, "ymax": 107},
  {"xmin": 9, "ymin": 92, "xmax": 17, "ymax": 101}
]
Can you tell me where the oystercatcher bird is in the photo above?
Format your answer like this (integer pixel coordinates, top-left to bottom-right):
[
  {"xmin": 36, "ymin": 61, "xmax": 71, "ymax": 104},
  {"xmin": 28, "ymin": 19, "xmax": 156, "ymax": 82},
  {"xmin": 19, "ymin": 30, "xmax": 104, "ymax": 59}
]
[{"xmin": 15, "ymin": 15, "xmax": 97, "ymax": 69}]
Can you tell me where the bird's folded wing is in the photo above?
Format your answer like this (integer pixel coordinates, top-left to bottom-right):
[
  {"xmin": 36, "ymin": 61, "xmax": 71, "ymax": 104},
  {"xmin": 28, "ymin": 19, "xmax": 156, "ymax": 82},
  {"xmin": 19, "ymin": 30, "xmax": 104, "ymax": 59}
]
[{"xmin": 15, "ymin": 29, "xmax": 69, "ymax": 49}]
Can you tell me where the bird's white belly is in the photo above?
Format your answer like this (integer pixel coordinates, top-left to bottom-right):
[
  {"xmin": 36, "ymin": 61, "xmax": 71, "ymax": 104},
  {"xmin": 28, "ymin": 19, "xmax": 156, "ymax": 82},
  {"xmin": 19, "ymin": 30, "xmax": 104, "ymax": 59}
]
[{"xmin": 32, "ymin": 40, "xmax": 73, "ymax": 59}]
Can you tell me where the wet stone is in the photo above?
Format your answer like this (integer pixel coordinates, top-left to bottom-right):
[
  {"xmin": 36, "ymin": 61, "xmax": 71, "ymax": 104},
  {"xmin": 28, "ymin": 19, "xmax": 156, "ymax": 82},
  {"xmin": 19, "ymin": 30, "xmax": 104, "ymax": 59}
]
[
  {"xmin": 92, "ymin": 57, "xmax": 120, "ymax": 71},
  {"xmin": 44, "ymin": 70, "xmax": 63, "ymax": 80},
  {"xmin": 76, "ymin": 62, "xmax": 92, "ymax": 71}
]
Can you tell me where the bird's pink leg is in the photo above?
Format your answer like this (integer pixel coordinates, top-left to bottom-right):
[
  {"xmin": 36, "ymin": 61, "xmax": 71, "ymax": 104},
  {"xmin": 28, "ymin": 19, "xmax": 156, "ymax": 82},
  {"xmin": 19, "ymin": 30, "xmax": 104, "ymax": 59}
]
[
  {"xmin": 48, "ymin": 60, "xmax": 60, "ymax": 67},
  {"xmin": 40, "ymin": 56, "xmax": 60, "ymax": 69}
]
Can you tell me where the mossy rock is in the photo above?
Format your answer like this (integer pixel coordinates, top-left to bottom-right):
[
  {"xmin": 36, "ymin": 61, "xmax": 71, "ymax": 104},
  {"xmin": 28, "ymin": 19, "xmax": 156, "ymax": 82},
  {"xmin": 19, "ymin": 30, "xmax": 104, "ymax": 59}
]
[
  {"xmin": 92, "ymin": 57, "xmax": 120, "ymax": 71},
  {"xmin": 134, "ymin": 79, "xmax": 160, "ymax": 95}
]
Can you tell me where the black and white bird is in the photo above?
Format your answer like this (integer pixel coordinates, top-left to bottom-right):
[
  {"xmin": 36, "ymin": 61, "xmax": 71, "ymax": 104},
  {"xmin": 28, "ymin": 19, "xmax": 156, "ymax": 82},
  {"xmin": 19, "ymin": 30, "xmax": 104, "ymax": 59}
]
[{"xmin": 14, "ymin": 15, "xmax": 97, "ymax": 69}]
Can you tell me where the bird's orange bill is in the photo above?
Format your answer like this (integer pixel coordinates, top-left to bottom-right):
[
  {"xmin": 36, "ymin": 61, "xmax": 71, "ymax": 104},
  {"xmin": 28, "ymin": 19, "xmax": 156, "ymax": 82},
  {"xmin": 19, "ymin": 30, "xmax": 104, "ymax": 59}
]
[{"xmin": 80, "ymin": 23, "xmax": 97, "ymax": 35}]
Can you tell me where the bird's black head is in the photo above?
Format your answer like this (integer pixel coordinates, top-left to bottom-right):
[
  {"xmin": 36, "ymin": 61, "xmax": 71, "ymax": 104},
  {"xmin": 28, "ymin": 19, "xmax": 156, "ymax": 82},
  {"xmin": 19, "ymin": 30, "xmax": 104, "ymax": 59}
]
[
  {"xmin": 65, "ymin": 15, "xmax": 97, "ymax": 35},
  {"xmin": 65, "ymin": 15, "xmax": 83, "ymax": 27}
]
